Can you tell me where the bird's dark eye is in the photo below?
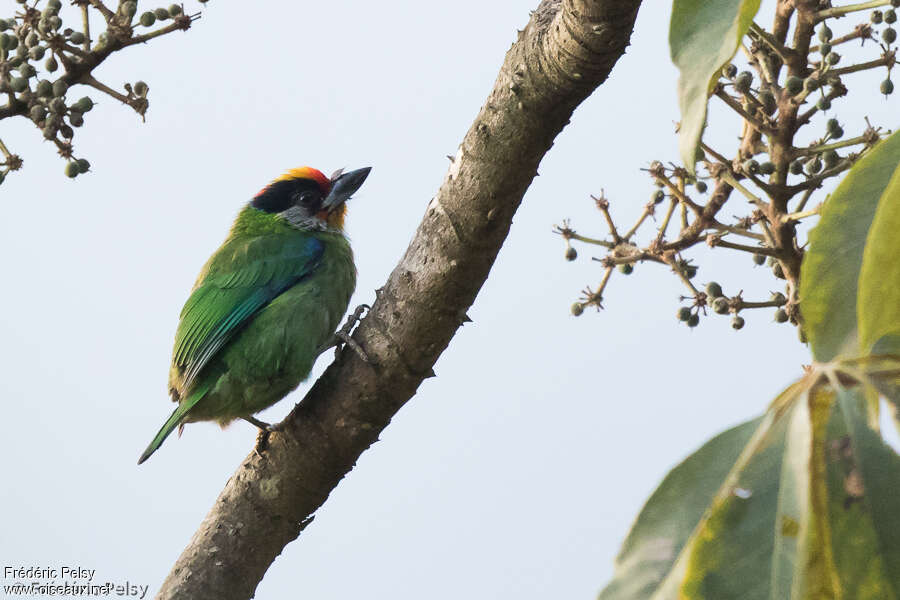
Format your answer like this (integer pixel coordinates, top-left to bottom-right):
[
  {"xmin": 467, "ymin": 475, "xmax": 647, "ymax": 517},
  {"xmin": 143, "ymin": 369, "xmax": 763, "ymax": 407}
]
[{"xmin": 297, "ymin": 190, "xmax": 321, "ymax": 209}]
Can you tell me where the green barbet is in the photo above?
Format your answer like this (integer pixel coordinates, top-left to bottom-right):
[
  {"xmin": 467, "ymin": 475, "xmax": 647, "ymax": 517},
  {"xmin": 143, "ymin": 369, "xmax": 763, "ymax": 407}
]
[{"xmin": 138, "ymin": 166, "xmax": 371, "ymax": 464}]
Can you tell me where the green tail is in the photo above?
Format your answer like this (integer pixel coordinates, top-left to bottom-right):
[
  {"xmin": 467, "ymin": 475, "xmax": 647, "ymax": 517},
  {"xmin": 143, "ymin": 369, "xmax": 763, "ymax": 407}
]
[{"xmin": 137, "ymin": 385, "xmax": 209, "ymax": 465}]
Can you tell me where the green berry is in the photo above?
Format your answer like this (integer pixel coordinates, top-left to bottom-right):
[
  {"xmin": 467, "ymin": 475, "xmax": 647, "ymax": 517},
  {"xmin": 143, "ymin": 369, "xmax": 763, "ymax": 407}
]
[
  {"xmin": 18, "ymin": 63, "xmax": 35, "ymax": 78},
  {"xmin": 570, "ymin": 303, "xmax": 584, "ymax": 317},
  {"xmin": 42, "ymin": 124, "xmax": 56, "ymax": 140},
  {"xmin": 882, "ymin": 79, "xmax": 895, "ymax": 95},
  {"xmin": 785, "ymin": 76, "xmax": 803, "ymax": 96},
  {"xmin": 168, "ymin": 4, "xmax": 182, "ymax": 16},
  {"xmin": 816, "ymin": 96, "xmax": 831, "ymax": 111},
  {"xmin": 789, "ymin": 160, "xmax": 804, "ymax": 176},
  {"xmin": 723, "ymin": 63, "xmax": 738, "ymax": 79},
  {"xmin": 48, "ymin": 15, "xmax": 62, "ymax": 30},
  {"xmin": 706, "ymin": 281, "xmax": 724, "ymax": 298},
  {"xmin": 759, "ymin": 161, "xmax": 776, "ymax": 175},
  {"xmin": 685, "ymin": 265, "xmax": 697, "ymax": 279},
  {"xmin": 822, "ymin": 149, "xmax": 839, "ymax": 169},
  {"xmin": 618, "ymin": 263, "xmax": 634, "ymax": 275},
  {"xmin": 773, "ymin": 263, "xmax": 785, "ymax": 279},
  {"xmin": 695, "ymin": 180, "xmax": 708, "ymax": 193},
  {"xmin": 45, "ymin": 55, "xmax": 58, "ymax": 72},
  {"xmin": 564, "ymin": 246, "xmax": 577, "ymax": 261},
  {"xmin": 154, "ymin": 8, "xmax": 170, "ymax": 20},
  {"xmin": 29, "ymin": 45, "xmax": 45, "ymax": 60},
  {"xmin": 69, "ymin": 31, "xmax": 86, "ymax": 45},
  {"xmin": 0, "ymin": 33, "xmax": 12, "ymax": 50},
  {"xmin": 770, "ymin": 291, "xmax": 786, "ymax": 304},
  {"xmin": 886, "ymin": 9, "xmax": 897, "ymax": 24},
  {"xmin": 36, "ymin": 79, "xmax": 52, "ymax": 97},
  {"xmin": 753, "ymin": 253, "xmax": 766, "ymax": 266},
  {"xmin": 677, "ymin": 306, "xmax": 692, "ymax": 322},
  {"xmin": 139, "ymin": 11, "xmax": 156, "ymax": 26},
  {"xmin": 819, "ymin": 42, "xmax": 832, "ymax": 56},
  {"xmin": 735, "ymin": 71, "xmax": 753, "ymax": 94},
  {"xmin": 9, "ymin": 77, "xmax": 27, "ymax": 93},
  {"xmin": 133, "ymin": 80, "xmax": 149, "ymax": 97},
  {"xmin": 65, "ymin": 161, "xmax": 79, "ymax": 178},
  {"xmin": 818, "ymin": 24, "xmax": 833, "ymax": 42},
  {"xmin": 52, "ymin": 79, "xmax": 68, "ymax": 97},
  {"xmin": 74, "ymin": 96, "xmax": 93, "ymax": 112},
  {"xmin": 826, "ymin": 117, "xmax": 841, "ymax": 135},
  {"xmin": 651, "ymin": 189, "xmax": 665, "ymax": 204},
  {"xmin": 713, "ymin": 297, "xmax": 730, "ymax": 315},
  {"xmin": 122, "ymin": 1, "xmax": 138, "ymax": 18},
  {"xmin": 687, "ymin": 314, "xmax": 700, "ymax": 328},
  {"xmin": 69, "ymin": 112, "xmax": 84, "ymax": 127},
  {"xmin": 804, "ymin": 77, "xmax": 820, "ymax": 92},
  {"xmin": 25, "ymin": 32, "xmax": 39, "ymax": 48},
  {"xmin": 825, "ymin": 52, "xmax": 841, "ymax": 66},
  {"xmin": 731, "ymin": 316, "xmax": 745, "ymax": 330},
  {"xmin": 59, "ymin": 123, "xmax": 73, "ymax": 139},
  {"xmin": 29, "ymin": 105, "xmax": 46, "ymax": 122},
  {"xmin": 0, "ymin": 19, "xmax": 8, "ymax": 31},
  {"xmin": 774, "ymin": 308, "xmax": 789, "ymax": 323},
  {"xmin": 742, "ymin": 159, "xmax": 759, "ymax": 174},
  {"xmin": 872, "ymin": 10, "xmax": 884, "ymax": 24},
  {"xmin": 47, "ymin": 0, "xmax": 62, "ymax": 10},
  {"xmin": 883, "ymin": 27, "xmax": 897, "ymax": 44},
  {"xmin": 50, "ymin": 97, "xmax": 67, "ymax": 113},
  {"xmin": 76, "ymin": 158, "xmax": 90, "ymax": 173}
]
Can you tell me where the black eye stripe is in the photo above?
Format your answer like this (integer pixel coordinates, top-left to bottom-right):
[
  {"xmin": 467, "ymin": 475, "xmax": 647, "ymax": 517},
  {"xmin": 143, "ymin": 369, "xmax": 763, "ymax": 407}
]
[
  {"xmin": 251, "ymin": 178, "xmax": 323, "ymax": 213},
  {"xmin": 297, "ymin": 191, "xmax": 319, "ymax": 205}
]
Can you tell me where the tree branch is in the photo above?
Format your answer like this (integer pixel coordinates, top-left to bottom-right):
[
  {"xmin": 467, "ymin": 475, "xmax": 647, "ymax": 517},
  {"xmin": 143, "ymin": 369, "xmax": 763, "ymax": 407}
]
[{"xmin": 155, "ymin": 1, "xmax": 642, "ymax": 598}]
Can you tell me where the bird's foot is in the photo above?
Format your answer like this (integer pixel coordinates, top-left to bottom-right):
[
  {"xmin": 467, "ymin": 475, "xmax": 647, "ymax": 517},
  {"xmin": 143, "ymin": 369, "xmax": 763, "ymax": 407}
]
[
  {"xmin": 245, "ymin": 416, "xmax": 286, "ymax": 458},
  {"xmin": 243, "ymin": 415, "xmax": 275, "ymax": 432},
  {"xmin": 318, "ymin": 304, "xmax": 372, "ymax": 363},
  {"xmin": 254, "ymin": 429, "xmax": 271, "ymax": 457}
]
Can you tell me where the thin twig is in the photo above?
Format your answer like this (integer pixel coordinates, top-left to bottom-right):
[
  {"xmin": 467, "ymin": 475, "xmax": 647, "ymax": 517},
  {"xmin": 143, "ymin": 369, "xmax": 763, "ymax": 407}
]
[{"xmin": 816, "ymin": 0, "xmax": 891, "ymax": 21}]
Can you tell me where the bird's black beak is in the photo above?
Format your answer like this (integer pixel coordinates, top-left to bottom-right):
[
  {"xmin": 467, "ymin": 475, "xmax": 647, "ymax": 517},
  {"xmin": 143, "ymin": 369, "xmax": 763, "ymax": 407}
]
[{"xmin": 323, "ymin": 167, "xmax": 371, "ymax": 212}]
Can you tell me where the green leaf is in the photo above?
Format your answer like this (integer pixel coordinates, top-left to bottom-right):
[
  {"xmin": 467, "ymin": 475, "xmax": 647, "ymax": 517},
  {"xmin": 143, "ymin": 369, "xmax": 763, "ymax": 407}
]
[
  {"xmin": 858, "ymin": 154, "xmax": 900, "ymax": 354},
  {"xmin": 597, "ymin": 418, "xmax": 761, "ymax": 600},
  {"xmin": 669, "ymin": 0, "xmax": 761, "ymax": 173},
  {"xmin": 598, "ymin": 380, "xmax": 814, "ymax": 600},
  {"xmin": 596, "ymin": 379, "xmax": 900, "ymax": 600},
  {"xmin": 800, "ymin": 130, "xmax": 900, "ymax": 361},
  {"xmin": 832, "ymin": 387, "xmax": 900, "ymax": 597},
  {"xmin": 674, "ymin": 402, "xmax": 806, "ymax": 600}
]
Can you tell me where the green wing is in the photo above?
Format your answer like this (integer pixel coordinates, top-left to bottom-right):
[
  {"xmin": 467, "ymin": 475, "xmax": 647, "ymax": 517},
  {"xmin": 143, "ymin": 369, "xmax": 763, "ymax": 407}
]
[{"xmin": 172, "ymin": 232, "xmax": 324, "ymax": 394}]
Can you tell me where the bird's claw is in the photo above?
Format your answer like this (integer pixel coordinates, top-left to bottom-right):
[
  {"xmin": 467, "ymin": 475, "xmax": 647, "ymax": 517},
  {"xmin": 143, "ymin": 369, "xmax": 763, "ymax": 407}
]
[
  {"xmin": 245, "ymin": 416, "xmax": 287, "ymax": 458},
  {"xmin": 333, "ymin": 330, "xmax": 371, "ymax": 363},
  {"xmin": 318, "ymin": 303, "xmax": 373, "ymax": 364},
  {"xmin": 254, "ymin": 429, "xmax": 271, "ymax": 457}
]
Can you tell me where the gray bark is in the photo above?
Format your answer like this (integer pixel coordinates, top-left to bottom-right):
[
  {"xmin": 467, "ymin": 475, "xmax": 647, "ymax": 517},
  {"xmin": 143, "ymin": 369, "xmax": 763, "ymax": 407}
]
[{"xmin": 157, "ymin": 1, "xmax": 642, "ymax": 598}]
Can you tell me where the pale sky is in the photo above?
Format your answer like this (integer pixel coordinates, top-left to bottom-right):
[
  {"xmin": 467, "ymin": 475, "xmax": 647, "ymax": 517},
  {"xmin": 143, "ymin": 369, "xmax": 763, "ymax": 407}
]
[{"xmin": 1, "ymin": 1, "xmax": 895, "ymax": 598}]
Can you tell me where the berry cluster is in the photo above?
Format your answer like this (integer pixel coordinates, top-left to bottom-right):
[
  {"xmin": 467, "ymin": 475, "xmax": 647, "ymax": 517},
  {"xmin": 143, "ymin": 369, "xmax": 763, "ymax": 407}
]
[
  {"xmin": 557, "ymin": 0, "xmax": 897, "ymax": 336},
  {"xmin": 0, "ymin": 0, "xmax": 205, "ymax": 183}
]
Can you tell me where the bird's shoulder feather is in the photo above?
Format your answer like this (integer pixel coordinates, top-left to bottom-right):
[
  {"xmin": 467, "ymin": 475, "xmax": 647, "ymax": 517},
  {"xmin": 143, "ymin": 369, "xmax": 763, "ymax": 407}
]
[{"xmin": 171, "ymin": 229, "xmax": 325, "ymax": 395}]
